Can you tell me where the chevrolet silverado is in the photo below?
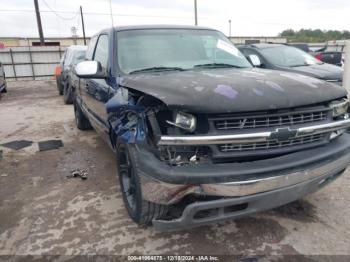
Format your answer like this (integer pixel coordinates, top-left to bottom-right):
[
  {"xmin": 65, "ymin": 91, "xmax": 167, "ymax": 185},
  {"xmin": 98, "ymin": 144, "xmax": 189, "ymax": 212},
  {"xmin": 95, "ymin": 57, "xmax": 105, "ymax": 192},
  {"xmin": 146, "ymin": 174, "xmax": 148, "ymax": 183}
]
[{"xmin": 74, "ymin": 25, "xmax": 350, "ymax": 231}]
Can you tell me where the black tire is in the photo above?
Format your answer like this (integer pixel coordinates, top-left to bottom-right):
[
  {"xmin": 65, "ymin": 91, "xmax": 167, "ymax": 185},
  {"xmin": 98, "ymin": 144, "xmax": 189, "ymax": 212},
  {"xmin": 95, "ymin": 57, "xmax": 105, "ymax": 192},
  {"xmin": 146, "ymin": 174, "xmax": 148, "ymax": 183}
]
[
  {"xmin": 56, "ymin": 79, "xmax": 63, "ymax": 95},
  {"xmin": 116, "ymin": 141, "xmax": 167, "ymax": 225},
  {"xmin": 74, "ymin": 99, "xmax": 92, "ymax": 130},
  {"xmin": 63, "ymin": 81, "xmax": 74, "ymax": 104}
]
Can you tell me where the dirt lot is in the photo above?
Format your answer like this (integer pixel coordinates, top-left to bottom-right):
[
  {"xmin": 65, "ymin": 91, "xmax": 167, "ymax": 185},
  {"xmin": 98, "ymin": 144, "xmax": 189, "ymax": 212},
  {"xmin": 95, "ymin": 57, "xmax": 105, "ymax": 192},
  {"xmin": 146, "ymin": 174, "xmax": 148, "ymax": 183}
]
[{"xmin": 0, "ymin": 80, "xmax": 350, "ymax": 258}]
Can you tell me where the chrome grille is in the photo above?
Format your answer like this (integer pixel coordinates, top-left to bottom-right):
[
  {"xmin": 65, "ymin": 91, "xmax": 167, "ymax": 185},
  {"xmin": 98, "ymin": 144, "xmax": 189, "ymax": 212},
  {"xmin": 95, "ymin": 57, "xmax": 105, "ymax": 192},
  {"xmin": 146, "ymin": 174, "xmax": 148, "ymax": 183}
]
[
  {"xmin": 214, "ymin": 110, "xmax": 329, "ymax": 130},
  {"xmin": 219, "ymin": 134, "xmax": 326, "ymax": 152}
]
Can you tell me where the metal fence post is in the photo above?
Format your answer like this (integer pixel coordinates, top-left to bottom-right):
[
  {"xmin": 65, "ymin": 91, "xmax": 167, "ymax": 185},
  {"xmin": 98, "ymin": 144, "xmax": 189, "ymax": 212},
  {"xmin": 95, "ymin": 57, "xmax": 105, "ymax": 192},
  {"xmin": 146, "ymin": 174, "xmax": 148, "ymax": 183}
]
[
  {"xmin": 9, "ymin": 48, "xmax": 17, "ymax": 81},
  {"xmin": 28, "ymin": 45, "xmax": 35, "ymax": 80}
]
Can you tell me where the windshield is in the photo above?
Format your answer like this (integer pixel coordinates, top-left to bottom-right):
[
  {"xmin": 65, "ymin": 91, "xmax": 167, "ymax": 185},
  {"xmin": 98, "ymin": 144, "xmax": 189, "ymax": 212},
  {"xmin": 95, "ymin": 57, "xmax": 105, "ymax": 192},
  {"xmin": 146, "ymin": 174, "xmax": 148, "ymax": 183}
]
[
  {"xmin": 116, "ymin": 29, "xmax": 251, "ymax": 74},
  {"xmin": 260, "ymin": 46, "xmax": 323, "ymax": 67},
  {"xmin": 73, "ymin": 50, "xmax": 86, "ymax": 64}
]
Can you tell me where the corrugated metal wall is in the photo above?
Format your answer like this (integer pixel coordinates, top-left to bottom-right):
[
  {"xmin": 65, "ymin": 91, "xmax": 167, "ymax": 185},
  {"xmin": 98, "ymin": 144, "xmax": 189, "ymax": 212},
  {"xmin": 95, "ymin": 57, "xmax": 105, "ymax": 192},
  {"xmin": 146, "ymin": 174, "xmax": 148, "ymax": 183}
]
[{"xmin": 0, "ymin": 46, "xmax": 66, "ymax": 80}]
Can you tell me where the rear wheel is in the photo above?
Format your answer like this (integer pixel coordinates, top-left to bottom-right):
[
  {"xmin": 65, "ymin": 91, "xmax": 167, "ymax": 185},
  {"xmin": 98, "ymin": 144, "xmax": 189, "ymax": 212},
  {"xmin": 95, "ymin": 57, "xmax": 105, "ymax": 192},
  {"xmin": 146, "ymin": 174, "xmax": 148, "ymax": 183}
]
[
  {"xmin": 56, "ymin": 79, "xmax": 63, "ymax": 95},
  {"xmin": 63, "ymin": 82, "xmax": 74, "ymax": 104},
  {"xmin": 116, "ymin": 141, "xmax": 167, "ymax": 225},
  {"xmin": 74, "ymin": 99, "xmax": 92, "ymax": 130}
]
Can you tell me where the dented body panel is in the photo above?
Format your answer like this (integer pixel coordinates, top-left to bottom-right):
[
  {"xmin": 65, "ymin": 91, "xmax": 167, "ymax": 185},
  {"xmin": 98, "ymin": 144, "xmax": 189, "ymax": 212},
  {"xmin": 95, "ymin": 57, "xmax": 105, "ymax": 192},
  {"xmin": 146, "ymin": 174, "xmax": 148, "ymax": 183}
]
[{"xmin": 119, "ymin": 68, "xmax": 346, "ymax": 113}]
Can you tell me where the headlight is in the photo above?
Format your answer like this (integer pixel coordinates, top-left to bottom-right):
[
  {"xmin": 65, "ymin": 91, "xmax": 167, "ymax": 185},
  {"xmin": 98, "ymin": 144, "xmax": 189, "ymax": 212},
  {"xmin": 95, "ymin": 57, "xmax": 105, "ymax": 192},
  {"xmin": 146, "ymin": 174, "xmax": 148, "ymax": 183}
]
[
  {"xmin": 330, "ymin": 99, "xmax": 349, "ymax": 117},
  {"xmin": 166, "ymin": 112, "xmax": 197, "ymax": 132}
]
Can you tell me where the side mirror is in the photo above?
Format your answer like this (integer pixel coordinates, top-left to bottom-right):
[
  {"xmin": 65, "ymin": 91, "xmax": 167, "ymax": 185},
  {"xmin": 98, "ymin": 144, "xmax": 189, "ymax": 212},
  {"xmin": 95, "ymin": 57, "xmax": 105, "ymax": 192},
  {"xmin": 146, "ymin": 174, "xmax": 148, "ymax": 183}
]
[
  {"xmin": 75, "ymin": 61, "xmax": 106, "ymax": 79},
  {"xmin": 248, "ymin": 54, "xmax": 262, "ymax": 67}
]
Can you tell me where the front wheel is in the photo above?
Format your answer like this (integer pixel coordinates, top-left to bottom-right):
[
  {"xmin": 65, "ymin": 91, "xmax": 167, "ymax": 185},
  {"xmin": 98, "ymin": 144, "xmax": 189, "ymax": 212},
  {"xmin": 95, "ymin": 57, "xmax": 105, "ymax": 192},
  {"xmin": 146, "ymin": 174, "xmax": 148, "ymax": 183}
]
[
  {"xmin": 63, "ymin": 82, "xmax": 74, "ymax": 104},
  {"xmin": 74, "ymin": 99, "xmax": 92, "ymax": 130},
  {"xmin": 116, "ymin": 141, "xmax": 168, "ymax": 225}
]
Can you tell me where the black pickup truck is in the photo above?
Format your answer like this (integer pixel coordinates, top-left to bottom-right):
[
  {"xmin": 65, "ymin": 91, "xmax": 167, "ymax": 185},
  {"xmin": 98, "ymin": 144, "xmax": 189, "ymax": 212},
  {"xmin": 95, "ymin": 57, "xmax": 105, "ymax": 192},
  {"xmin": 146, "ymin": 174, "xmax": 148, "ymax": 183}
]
[{"xmin": 74, "ymin": 25, "xmax": 350, "ymax": 231}]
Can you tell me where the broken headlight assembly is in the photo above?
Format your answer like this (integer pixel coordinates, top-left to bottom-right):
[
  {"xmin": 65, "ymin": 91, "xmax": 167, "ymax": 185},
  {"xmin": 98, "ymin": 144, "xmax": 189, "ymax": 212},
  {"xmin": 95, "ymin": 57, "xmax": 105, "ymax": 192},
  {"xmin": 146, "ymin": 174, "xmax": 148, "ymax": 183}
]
[
  {"xmin": 166, "ymin": 111, "xmax": 197, "ymax": 132},
  {"xmin": 330, "ymin": 98, "xmax": 349, "ymax": 118},
  {"xmin": 151, "ymin": 110, "xmax": 210, "ymax": 166},
  {"xmin": 159, "ymin": 145, "xmax": 211, "ymax": 166},
  {"xmin": 329, "ymin": 98, "xmax": 349, "ymax": 140}
]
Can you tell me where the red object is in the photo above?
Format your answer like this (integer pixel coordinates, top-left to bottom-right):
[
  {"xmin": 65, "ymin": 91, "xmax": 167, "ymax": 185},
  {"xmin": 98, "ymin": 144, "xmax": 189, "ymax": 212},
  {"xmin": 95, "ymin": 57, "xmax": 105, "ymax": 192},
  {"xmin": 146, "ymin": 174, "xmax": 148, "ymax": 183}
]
[
  {"xmin": 315, "ymin": 54, "xmax": 322, "ymax": 61},
  {"xmin": 55, "ymin": 66, "xmax": 62, "ymax": 76},
  {"xmin": 0, "ymin": 42, "xmax": 5, "ymax": 49}
]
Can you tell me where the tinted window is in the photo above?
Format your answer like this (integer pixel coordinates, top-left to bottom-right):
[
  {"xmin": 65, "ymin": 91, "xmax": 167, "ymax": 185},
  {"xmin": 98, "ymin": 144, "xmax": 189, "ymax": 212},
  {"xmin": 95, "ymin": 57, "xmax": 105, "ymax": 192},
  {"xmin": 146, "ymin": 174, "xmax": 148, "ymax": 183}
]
[
  {"xmin": 116, "ymin": 29, "xmax": 251, "ymax": 74},
  {"xmin": 73, "ymin": 50, "xmax": 86, "ymax": 65},
  {"xmin": 60, "ymin": 51, "xmax": 67, "ymax": 66},
  {"xmin": 260, "ymin": 46, "xmax": 322, "ymax": 67},
  {"xmin": 93, "ymin": 35, "xmax": 109, "ymax": 68},
  {"xmin": 86, "ymin": 36, "xmax": 98, "ymax": 60},
  {"xmin": 64, "ymin": 50, "xmax": 73, "ymax": 67}
]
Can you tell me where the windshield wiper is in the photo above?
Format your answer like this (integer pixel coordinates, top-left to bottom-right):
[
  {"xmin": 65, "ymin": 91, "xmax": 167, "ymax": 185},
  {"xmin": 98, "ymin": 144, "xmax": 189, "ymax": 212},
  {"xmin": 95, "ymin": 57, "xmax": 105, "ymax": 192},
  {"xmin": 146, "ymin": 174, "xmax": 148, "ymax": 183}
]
[
  {"xmin": 129, "ymin": 66, "xmax": 186, "ymax": 74},
  {"xmin": 194, "ymin": 63, "xmax": 245, "ymax": 69}
]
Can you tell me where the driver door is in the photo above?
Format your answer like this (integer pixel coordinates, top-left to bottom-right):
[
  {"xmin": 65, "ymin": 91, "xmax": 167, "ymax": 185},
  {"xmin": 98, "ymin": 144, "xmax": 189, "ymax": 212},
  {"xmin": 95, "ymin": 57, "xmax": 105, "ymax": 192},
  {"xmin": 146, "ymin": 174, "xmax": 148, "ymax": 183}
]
[{"xmin": 81, "ymin": 34, "xmax": 110, "ymax": 140}]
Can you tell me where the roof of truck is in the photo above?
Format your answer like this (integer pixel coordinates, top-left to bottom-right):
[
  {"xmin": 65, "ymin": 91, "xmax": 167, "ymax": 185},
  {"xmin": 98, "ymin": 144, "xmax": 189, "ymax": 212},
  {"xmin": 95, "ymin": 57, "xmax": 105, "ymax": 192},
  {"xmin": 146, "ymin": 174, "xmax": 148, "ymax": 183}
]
[
  {"xmin": 113, "ymin": 25, "xmax": 216, "ymax": 32},
  {"xmin": 239, "ymin": 43, "xmax": 286, "ymax": 49}
]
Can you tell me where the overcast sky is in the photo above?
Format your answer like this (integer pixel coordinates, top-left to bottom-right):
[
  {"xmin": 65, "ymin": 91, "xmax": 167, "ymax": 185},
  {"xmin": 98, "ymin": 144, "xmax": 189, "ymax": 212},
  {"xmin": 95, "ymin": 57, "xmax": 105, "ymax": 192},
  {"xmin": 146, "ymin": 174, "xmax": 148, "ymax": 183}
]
[{"xmin": 0, "ymin": 0, "xmax": 349, "ymax": 38}]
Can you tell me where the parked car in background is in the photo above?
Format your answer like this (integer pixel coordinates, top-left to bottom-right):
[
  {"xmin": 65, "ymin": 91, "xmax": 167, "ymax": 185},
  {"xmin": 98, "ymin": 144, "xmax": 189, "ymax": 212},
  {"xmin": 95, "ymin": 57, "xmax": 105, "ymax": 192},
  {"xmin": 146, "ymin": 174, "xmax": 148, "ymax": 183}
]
[
  {"xmin": 55, "ymin": 45, "xmax": 87, "ymax": 104},
  {"xmin": 73, "ymin": 25, "xmax": 350, "ymax": 231},
  {"xmin": 313, "ymin": 46, "xmax": 343, "ymax": 67},
  {"xmin": 288, "ymin": 43, "xmax": 343, "ymax": 67},
  {"xmin": 239, "ymin": 44, "xmax": 343, "ymax": 85},
  {"xmin": 0, "ymin": 62, "xmax": 7, "ymax": 93},
  {"xmin": 288, "ymin": 43, "xmax": 310, "ymax": 53}
]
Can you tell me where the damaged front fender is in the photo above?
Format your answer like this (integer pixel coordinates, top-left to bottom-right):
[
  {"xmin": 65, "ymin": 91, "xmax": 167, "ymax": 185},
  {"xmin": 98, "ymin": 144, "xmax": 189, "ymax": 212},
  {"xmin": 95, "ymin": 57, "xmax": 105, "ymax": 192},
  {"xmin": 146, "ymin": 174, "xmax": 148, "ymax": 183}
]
[{"xmin": 106, "ymin": 88, "xmax": 148, "ymax": 145}]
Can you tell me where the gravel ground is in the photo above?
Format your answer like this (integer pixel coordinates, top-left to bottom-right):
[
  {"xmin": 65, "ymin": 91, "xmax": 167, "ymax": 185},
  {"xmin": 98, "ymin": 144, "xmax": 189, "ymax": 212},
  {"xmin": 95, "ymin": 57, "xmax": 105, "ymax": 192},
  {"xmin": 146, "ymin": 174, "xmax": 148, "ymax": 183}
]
[{"xmin": 0, "ymin": 81, "xmax": 350, "ymax": 259}]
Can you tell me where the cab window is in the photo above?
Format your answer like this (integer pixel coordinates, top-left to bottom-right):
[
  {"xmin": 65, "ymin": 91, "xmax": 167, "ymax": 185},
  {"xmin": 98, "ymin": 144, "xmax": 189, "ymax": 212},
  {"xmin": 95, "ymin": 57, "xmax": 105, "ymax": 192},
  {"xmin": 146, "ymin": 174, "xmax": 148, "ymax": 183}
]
[
  {"xmin": 93, "ymin": 35, "xmax": 109, "ymax": 69},
  {"xmin": 86, "ymin": 36, "xmax": 98, "ymax": 60}
]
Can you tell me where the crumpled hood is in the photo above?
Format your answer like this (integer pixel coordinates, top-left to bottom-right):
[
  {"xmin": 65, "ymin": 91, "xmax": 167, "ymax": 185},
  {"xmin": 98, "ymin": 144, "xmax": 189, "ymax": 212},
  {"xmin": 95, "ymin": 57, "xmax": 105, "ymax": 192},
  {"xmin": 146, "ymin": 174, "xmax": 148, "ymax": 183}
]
[
  {"xmin": 279, "ymin": 63, "xmax": 343, "ymax": 81},
  {"xmin": 119, "ymin": 68, "xmax": 346, "ymax": 113}
]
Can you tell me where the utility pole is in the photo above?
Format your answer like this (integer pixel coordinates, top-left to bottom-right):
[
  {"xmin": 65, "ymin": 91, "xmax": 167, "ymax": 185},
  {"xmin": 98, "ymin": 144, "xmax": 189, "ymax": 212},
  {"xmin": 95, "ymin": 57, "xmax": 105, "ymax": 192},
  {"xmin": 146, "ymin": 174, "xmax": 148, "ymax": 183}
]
[
  {"xmin": 71, "ymin": 26, "xmax": 78, "ymax": 45},
  {"xmin": 228, "ymin": 20, "xmax": 232, "ymax": 37},
  {"xmin": 109, "ymin": 0, "xmax": 114, "ymax": 27},
  {"xmin": 80, "ymin": 6, "xmax": 87, "ymax": 45},
  {"xmin": 34, "ymin": 0, "xmax": 44, "ymax": 45},
  {"xmin": 194, "ymin": 0, "xmax": 198, "ymax": 26}
]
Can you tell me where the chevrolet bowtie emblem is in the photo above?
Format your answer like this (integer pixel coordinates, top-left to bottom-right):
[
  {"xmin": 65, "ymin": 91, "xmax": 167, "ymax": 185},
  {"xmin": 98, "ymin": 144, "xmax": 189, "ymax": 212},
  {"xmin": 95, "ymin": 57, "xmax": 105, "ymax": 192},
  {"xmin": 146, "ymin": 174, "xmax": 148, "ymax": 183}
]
[{"xmin": 270, "ymin": 127, "xmax": 297, "ymax": 142}]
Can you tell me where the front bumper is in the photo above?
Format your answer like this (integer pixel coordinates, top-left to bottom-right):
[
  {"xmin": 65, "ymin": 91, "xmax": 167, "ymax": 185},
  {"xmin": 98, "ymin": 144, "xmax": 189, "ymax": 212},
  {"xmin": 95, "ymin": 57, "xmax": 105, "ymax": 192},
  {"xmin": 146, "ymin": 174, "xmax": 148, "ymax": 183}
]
[
  {"xmin": 153, "ymin": 166, "xmax": 345, "ymax": 231},
  {"xmin": 132, "ymin": 134, "xmax": 350, "ymax": 230}
]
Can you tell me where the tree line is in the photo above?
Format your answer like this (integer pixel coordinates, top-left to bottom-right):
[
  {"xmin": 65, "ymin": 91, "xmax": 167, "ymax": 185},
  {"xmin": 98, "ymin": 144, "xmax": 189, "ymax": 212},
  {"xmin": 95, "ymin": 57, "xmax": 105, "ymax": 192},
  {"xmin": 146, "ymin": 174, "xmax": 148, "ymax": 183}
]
[{"xmin": 279, "ymin": 29, "xmax": 350, "ymax": 43}]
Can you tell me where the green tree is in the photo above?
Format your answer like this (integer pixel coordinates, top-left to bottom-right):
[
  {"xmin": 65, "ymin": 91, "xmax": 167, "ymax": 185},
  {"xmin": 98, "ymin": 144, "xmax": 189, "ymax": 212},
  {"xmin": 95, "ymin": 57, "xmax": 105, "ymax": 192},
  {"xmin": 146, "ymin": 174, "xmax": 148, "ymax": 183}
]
[{"xmin": 279, "ymin": 29, "xmax": 350, "ymax": 43}]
